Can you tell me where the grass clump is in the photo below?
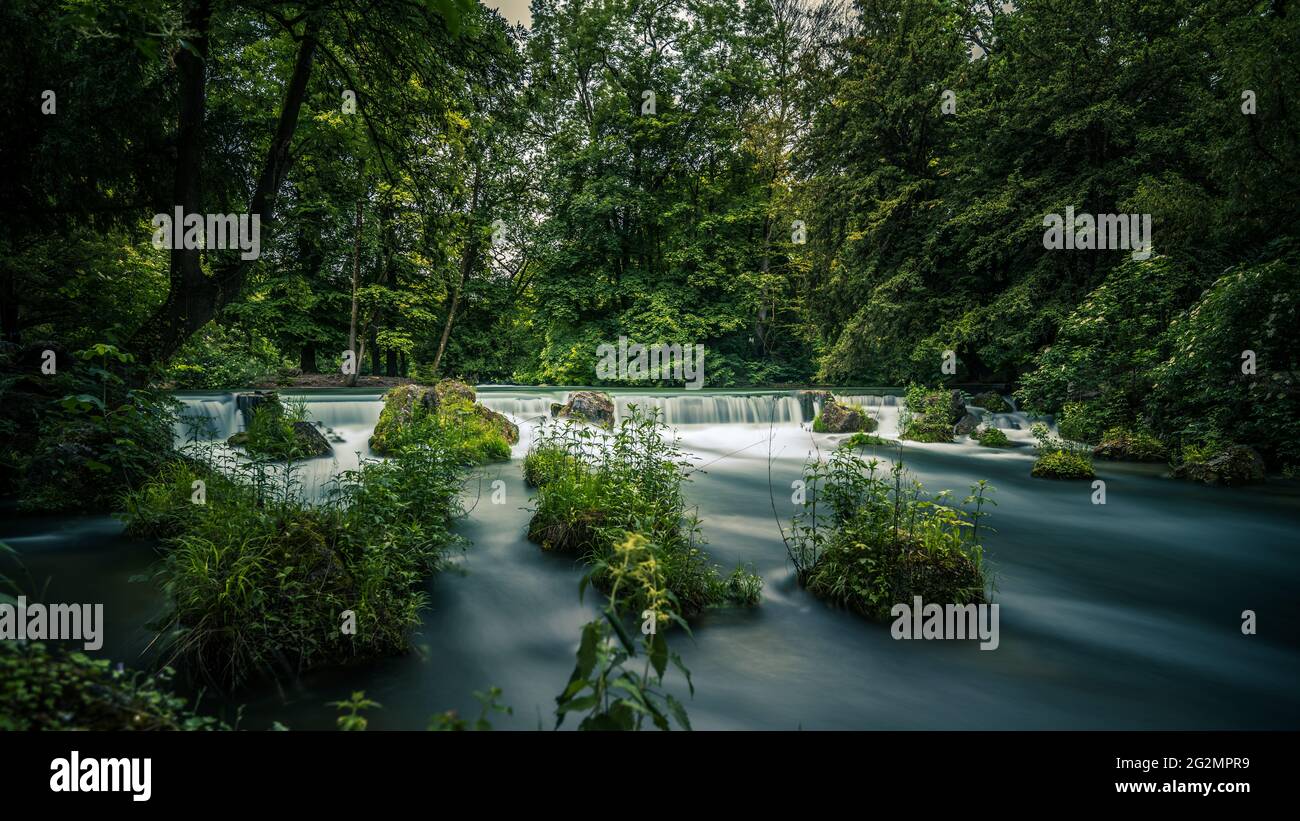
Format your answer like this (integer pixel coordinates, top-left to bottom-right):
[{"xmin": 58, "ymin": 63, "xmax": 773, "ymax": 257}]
[
  {"xmin": 899, "ymin": 385, "xmax": 955, "ymax": 443},
  {"xmin": 524, "ymin": 406, "xmax": 761, "ymax": 617},
  {"xmin": 782, "ymin": 447, "xmax": 994, "ymax": 620},
  {"xmin": 972, "ymin": 425, "xmax": 1012, "ymax": 447},
  {"xmin": 226, "ymin": 395, "xmax": 330, "ymax": 460},
  {"xmin": 1030, "ymin": 422, "xmax": 1095, "ymax": 479},
  {"xmin": 123, "ymin": 439, "xmax": 465, "ymax": 688}
]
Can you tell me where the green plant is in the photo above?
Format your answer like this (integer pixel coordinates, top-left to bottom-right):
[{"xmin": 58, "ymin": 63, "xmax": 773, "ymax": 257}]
[
  {"xmin": 1030, "ymin": 422, "xmax": 1095, "ymax": 479},
  {"xmin": 524, "ymin": 407, "xmax": 761, "ymax": 617},
  {"xmin": 126, "ymin": 435, "xmax": 466, "ymax": 688},
  {"xmin": 973, "ymin": 426, "xmax": 1011, "ymax": 447},
  {"xmin": 330, "ymin": 691, "xmax": 381, "ymax": 731},
  {"xmin": 899, "ymin": 385, "xmax": 954, "ymax": 443},
  {"xmin": 428, "ymin": 687, "xmax": 513, "ymax": 731},
  {"xmin": 783, "ymin": 447, "xmax": 994, "ymax": 621},
  {"xmin": 555, "ymin": 533, "xmax": 695, "ymax": 731},
  {"xmin": 12, "ymin": 343, "xmax": 177, "ymax": 512},
  {"xmin": 0, "ymin": 641, "xmax": 227, "ymax": 731}
]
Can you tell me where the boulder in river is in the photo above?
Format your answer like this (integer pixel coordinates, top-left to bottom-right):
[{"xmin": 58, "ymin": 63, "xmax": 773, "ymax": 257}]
[
  {"xmin": 371, "ymin": 380, "xmax": 517, "ymax": 457},
  {"xmin": 1174, "ymin": 445, "xmax": 1265, "ymax": 486},
  {"xmin": 551, "ymin": 390, "xmax": 616, "ymax": 428},
  {"xmin": 953, "ymin": 412, "xmax": 981, "ymax": 436},
  {"xmin": 814, "ymin": 396, "xmax": 876, "ymax": 433}
]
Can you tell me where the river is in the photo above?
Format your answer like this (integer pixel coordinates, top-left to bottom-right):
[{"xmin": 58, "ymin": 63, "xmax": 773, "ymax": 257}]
[{"xmin": 4, "ymin": 387, "xmax": 1297, "ymax": 729}]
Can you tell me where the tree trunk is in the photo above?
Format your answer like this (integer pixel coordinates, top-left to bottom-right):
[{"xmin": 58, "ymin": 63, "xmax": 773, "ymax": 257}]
[
  {"xmin": 385, "ymin": 348, "xmax": 398, "ymax": 377},
  {"xmin": 299, "ymin": 342, "xmax": 317, "ymax": 374},
  {"xmin": 347, "ymin": 198, "xmax": 363, "ymax": 387},
  {"xmin": 430, "ymin": 163, "xmax": 483, "ymax": 376},
  {"xmin": 129, "ymin": 9, "xmax": 320, "ymax": 369}
]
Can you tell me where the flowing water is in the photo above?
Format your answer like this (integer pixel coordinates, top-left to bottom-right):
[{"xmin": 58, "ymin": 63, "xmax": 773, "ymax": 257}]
[{"xmin": 5, "ymin": 387, "xmax": 1298, "ymax": 729}]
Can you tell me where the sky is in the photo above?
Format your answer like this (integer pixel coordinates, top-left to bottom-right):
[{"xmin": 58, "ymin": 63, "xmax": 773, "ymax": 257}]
[{"xmin": 484, "ymin": 0, "xmax": 532, "ymax": 27}]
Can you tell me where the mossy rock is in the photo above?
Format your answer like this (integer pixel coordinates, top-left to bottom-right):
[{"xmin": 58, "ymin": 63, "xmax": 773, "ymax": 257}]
[
  {"xmin": 370, "ymin": 381, "xmax": 516, "ymax": 459},
  {"xmin": 971, "ymin": 391, "xmax": 1012, "ymax": 413},
  {"xmin": 1092, "ymin": 427, "xmax": 1167, "ymax": 462},
  {"xmin": 814, "ymin": 397, "xmax": 876, "ymax": 433},
  {"xmin": 1031, "ymin": 450, "xmax": 1095, "ymax": 479},
  {"xmin": 1174, "ymin": 445, "xmax": 1265, "ymax": 486},
  {"xmin": 953, "ymin": 412, "xmax": 981, "ymax": 436},
  {"xmin": 552, "ymin": 390, "xmax": 615, "ymax": 428}
]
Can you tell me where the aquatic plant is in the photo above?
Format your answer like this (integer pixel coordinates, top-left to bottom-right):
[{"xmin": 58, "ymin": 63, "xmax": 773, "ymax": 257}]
[
  {"xmin": 899, "ymin": 385, "xmax": 955, "ymax": 443},
  {"xmin": 556, "ymin": 533, "xmax": 695, "ymax": 731},
  {"xmin": 782, "ymin": 446, "xmax": 994, "ymax": 621},
  {"xmin": 125, "ymin": 435, "xmax": 466, "ymax": 688},
  {"xmin": 1030, "ymin": 422, "xmax": 1095, "ymax": 479},
  {"xmin": 524, "ymin": 406, "xmax": 761, "ymax": 617},
  {"xmin": 973, "ymin": 426, "xmax": 1012, "ymax": 448}
]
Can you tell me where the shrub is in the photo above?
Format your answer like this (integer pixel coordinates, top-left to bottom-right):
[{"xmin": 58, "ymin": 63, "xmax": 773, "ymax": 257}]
[
  {"xmin": 0, "ymin": 641, "xmax": 226, "ymax": 731},
  {"xmin": 1030, "ymin": 422, "xmax": 1095, "ymax": 479},
  {"xmin": 1093, "ymin": 427, "xmax": 1167, "ymax": 461},
  {"xmin": 164, "ymin": 322, "xmax": 286, "ymax": 389},
  {"xmin": 524, "ymin": 407, "xmax": 761, "ymax": 617},
  {"xmin": 125, "ymin": 438, "xmax": 465, "ymax": 688},
  {"xmin": 783, "ymin": 448, "xmax": 994, "ymax": 621},
  {"xmin": 973, "ymin": 426, "xmax": 1011, "ymax": 447},
  {"xmin": 899, "ymin": 385, "xmax": 955, "ymax": 443},
  {"xmin": 9, "ymin": 343, "xmax": 177, "ymax": 512}
]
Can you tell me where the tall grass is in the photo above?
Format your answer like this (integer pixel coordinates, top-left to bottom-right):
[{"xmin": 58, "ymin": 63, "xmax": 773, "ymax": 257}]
[
  {"xmin": 784, "ymin": 445, "xmax": 994, "ymax": 620},
  {"xmin": 524, "ymin": 406, "xmax": 761, "ymax": 617},
  {"xmin": 124, "ymin": 435, "xmax": 466, "ymax": 689}
]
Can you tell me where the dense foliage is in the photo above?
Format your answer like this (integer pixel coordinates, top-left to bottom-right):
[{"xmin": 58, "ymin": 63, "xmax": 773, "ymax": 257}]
[
  {"xmin": 3, "ymin": 0, "xmax": 1296, "ymax": 471},
  {"xmin": 785, "ymin": 446, "xmax": 994, "ymax": 619},
  {"xmin": 124, "ymin": 440, "xmax": 466, "ymax": 688},
  {"xmin": 525, "ymin": 407, "xmax": 762, "ymax": 617}
]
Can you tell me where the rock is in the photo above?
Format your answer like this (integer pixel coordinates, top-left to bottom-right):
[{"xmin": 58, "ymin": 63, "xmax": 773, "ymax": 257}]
[
  {"xmin": 554, "ymin": 390, "xmax": 616, "ymax": 428},
  {"xmin": 434, "ymin": 379, "xmax": 476, "ymax": 406},
  {"xmin": 549, "ymin": 402, "xmax": 564, "ymax": 418},
  {"xmin": 290, "ymin": 421, "xmax": 334, "ymax": 458},
  {"xmin": 816, "ymin": 397, "xmax": 877, "ymax": 433},
  {"xmin": 953, "ymin": 412, "xmax": 981, "ymax": 436},
  {"xmin": 971, "ymin": 391, "xmax": 1011, "ymax": 413},
  {"xmin": 371, "ymin": 381, "xmax": 517, "ymax": 454},
  {"xmin": 370, "ymin": 385, "xmax": 436, "ymax": 452},
  {"xmin": 1174, "ymin": 445, "xmax": 1266, "ymax": 486},
  {"xmin": 472, "ymin": 403, "xmax": 520, "ymax": 445},
  {"xmin": 948, "ymin": 390, "xmax": 967, "ymax": 424}
]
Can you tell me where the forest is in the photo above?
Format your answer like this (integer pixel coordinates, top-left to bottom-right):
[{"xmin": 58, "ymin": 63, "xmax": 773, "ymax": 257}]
[{"xmin": 1, "ymin": 0, "xmax": 1298, "ymax": 734}]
